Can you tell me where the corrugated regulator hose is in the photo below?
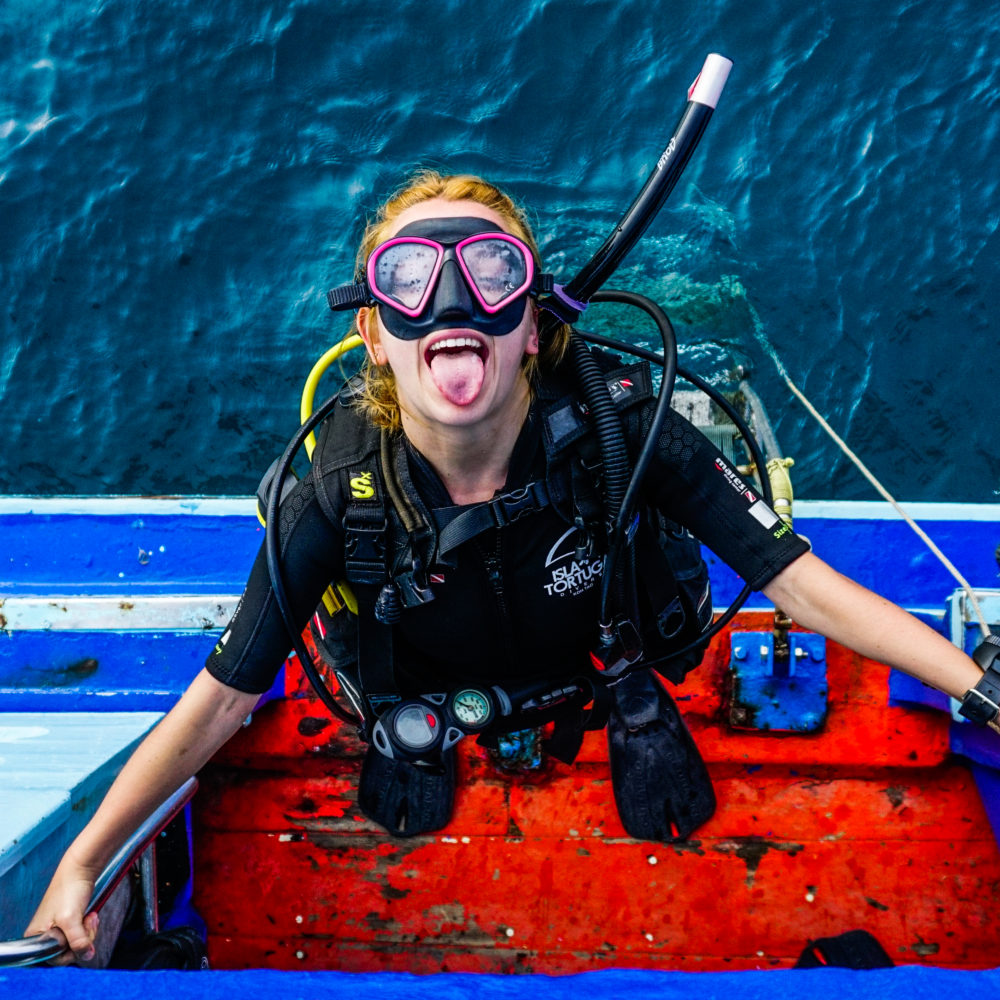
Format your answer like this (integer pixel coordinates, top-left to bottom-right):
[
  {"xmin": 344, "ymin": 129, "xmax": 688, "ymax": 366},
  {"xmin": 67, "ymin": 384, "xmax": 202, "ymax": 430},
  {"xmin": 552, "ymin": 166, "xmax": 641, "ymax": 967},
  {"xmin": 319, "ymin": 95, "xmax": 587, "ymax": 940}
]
[{"xmin": 569, "ymin": 332, "xmax": 631, "ymax": 523}]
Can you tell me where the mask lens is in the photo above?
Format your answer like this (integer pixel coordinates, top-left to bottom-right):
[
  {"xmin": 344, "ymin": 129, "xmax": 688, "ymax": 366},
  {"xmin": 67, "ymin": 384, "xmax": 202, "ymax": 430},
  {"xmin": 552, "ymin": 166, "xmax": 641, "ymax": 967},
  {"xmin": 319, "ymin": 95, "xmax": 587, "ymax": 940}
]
[
  {"xmin": 459, "ymin": 237, "xmax": 530, "ymax": 308},
  {"xmin": 371, "ymin": 241, "xmax": 441, "ymax": 312}
]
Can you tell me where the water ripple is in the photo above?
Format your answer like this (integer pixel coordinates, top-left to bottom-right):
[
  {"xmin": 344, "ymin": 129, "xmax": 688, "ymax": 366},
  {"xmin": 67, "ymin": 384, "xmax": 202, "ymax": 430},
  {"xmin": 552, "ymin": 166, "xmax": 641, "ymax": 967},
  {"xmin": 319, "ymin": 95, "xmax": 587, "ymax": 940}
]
[{"xmin": 1, "ymin": 0, "xmax": 998, "ymax": 499}]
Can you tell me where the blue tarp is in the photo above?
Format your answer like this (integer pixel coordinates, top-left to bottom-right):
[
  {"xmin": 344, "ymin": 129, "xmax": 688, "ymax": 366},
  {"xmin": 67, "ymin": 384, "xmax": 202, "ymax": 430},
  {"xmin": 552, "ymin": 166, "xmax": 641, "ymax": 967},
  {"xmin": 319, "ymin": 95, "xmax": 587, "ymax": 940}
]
[{"xmin": 2, "ymin": 968, "xmax": 1000, "ymax": 1000}]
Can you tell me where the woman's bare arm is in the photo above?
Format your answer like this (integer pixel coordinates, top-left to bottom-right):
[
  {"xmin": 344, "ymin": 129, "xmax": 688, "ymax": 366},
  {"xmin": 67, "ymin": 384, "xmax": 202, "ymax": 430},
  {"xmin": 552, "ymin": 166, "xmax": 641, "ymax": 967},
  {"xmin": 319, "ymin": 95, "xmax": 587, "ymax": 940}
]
[
  {"xmin": 762, "ymin": 552, "xmax": 982, "ymax": 699},
  {"xmin": 24, "ymin": 668, "xmax": 260, "ymax": 963}
]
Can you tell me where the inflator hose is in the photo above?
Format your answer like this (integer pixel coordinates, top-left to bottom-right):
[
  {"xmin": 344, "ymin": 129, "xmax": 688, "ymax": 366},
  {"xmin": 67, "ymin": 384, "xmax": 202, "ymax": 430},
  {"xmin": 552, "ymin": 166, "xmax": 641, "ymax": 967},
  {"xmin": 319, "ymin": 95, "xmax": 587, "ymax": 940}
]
[
  {"xmin": 569, "ymin": 333, "xmax": 631, "ymax": 523},
  {"xmin": 578, "ymin": 289, "xmax": 679, "ymax": 628},
  {"xmin": 588, "ymin": 290, "xmax": 679, "ymax": 543}
]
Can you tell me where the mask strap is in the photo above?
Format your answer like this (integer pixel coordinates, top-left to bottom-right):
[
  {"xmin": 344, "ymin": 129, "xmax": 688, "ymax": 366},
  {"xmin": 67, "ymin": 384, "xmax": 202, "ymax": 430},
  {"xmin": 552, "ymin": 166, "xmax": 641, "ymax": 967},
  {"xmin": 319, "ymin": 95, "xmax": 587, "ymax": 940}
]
[{"xmin": 328, "ymin": 284, "xmax": 372, "ymax": 311}]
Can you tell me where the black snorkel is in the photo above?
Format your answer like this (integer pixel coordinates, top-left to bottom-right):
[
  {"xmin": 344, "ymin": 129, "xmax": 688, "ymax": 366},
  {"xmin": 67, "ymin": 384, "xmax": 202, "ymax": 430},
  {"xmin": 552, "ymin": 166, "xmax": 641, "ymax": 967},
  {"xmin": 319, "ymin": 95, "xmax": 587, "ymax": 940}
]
[{"xmin": 546, "ymin": 53, "xmax": 734, "ymax": 314}]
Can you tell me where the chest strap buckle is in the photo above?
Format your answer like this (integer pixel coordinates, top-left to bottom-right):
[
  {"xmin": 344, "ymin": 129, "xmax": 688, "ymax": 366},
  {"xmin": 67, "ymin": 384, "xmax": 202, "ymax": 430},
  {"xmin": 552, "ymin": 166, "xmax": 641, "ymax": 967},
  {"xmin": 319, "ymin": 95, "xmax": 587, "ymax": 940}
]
[
  {"xmin": 490, "ymin": 481, "xmax": 550, "ymax": 527},
  {"xmin": 344, "ymin": 520, "xmax": 387, "ymax": 585}
]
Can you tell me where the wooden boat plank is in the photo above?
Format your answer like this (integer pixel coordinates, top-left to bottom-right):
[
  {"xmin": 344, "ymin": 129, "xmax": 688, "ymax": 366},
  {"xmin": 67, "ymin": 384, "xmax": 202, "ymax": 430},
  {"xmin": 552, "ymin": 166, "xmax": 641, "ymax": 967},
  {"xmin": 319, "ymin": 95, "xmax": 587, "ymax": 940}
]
[
  {"xmin": 195, "ymin": 762, "xmax": 996, "ymax": 841},
  {"xmin": 192, "ymin": 828, "xmax": 999, "ymax": 969}
]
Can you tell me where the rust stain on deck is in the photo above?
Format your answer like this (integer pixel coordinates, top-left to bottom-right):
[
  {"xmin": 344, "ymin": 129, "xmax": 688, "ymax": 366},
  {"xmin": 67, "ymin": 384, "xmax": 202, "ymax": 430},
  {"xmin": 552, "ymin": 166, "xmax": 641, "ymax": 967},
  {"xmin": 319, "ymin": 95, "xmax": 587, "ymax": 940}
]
[
  {"xmin": 65, "ymin": 657, "xmax": 99, "ymax": 678},
  {"xmin": 712, "ymin": 837, "xmax": 804, "ymax": 887},
  {"xmin": 669, "ymin": 839, "xmax": 706, "ymax": 857},
  {"xmin": 297, "ymin": 716, "xmax": 332, "ymax": 737},
  {"xmin": 884, "ymin": 785, "xmax": 906, "ymax": 808}
]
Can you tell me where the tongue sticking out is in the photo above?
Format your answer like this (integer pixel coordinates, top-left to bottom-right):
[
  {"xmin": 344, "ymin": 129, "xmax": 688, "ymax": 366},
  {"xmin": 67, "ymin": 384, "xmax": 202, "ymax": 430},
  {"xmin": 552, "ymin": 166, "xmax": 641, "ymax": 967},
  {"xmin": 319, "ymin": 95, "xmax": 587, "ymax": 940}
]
[{"xmin": 428, "ymin": 348, "xmax": 486, "ymax": 406}]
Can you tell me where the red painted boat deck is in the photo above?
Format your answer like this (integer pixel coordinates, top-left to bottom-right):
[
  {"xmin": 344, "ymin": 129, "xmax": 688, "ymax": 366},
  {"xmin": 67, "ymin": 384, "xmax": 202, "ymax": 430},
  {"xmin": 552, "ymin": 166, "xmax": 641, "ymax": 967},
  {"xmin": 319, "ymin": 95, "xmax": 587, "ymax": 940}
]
[{"xmin": 192, "ymin": 614, "xmax": 1000, "ymax": 972}]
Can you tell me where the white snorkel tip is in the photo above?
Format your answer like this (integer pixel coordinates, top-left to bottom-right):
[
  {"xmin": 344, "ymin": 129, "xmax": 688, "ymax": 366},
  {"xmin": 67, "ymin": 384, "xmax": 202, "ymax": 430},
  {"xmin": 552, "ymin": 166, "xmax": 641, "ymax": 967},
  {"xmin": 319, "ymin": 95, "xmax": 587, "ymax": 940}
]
[{"xmin": 687, "ymin": 53, "xmax": 733, "ymax": 109}]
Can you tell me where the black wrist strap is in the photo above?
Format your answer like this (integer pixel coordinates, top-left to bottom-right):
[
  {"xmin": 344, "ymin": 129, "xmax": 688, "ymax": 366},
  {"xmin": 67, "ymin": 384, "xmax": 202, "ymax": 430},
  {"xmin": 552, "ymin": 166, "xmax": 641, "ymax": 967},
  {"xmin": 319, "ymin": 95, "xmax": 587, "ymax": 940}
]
[{"xmin": 958, "ymin": 634, "xmax": 1000, "ymax": 726}]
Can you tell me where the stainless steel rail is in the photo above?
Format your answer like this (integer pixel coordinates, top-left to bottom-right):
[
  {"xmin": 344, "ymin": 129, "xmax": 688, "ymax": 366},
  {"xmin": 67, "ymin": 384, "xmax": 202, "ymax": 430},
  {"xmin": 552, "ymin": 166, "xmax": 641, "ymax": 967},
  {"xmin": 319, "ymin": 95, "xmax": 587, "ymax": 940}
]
[{"xmin": 0, "ymin": 776, "xmax": 198, "ymax": 968}]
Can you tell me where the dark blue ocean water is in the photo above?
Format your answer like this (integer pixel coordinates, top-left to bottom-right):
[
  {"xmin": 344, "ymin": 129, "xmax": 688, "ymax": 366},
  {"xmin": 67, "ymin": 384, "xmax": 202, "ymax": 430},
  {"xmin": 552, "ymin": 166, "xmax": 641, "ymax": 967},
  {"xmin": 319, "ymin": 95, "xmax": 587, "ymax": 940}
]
[{"xmin": 2, "ymin": 0, "xmax": 999, "ymax": 501}]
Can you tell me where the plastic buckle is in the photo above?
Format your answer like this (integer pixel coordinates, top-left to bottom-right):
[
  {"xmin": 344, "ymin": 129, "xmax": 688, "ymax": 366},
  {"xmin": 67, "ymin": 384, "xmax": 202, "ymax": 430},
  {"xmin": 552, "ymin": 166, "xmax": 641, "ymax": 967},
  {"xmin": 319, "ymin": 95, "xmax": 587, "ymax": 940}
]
[
  {"xmin": 490, "ymin": 482, "xmax": 546, "ymax": 527},
  {"xmin": 343, "ymin": 521, "xmax": 386, "ymax": 585},
  {"xmin": 590, "ymin": 620, "xmax": 643, "ymax": 678},
  {"xmin": 958, "ymin": 685, "xmax": 1000, "ymax": 726},
  {"xmin": 396, "ymin": 570, "xmax": 435, "ymax": 608}
]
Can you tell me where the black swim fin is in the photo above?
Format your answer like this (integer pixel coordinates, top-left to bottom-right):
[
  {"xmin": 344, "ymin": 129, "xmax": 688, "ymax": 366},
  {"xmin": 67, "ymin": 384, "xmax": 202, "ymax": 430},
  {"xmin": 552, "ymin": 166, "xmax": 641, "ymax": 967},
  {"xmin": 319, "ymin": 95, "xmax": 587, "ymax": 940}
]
[
  {"xmin": 794, "ymin": 929, "xmax": 894, "ymax": 969},
  {"xmin": 607, "ymin": 670, "xmax": 716, "ymax": 842},
  {"xmin": 357, "ymin": 746, "xmax": 455, "ymax": 837}
]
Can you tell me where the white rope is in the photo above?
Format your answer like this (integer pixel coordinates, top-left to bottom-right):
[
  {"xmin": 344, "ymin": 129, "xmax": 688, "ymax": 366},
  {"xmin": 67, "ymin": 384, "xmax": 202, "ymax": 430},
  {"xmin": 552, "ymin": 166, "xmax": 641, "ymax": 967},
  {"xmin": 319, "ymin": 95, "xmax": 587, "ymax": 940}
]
[{"xmin": 780, "ymin": 372, "xmax": 991, "ymax": 639}]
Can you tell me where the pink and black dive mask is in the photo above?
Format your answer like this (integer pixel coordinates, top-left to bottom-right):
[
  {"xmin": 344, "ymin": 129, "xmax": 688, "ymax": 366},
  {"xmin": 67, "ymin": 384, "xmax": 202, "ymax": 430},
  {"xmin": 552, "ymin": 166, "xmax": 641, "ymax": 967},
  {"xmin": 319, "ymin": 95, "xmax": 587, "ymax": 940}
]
[{"xmin": 327, "ymin": 217, "xmax": 556, "ymax": 340}]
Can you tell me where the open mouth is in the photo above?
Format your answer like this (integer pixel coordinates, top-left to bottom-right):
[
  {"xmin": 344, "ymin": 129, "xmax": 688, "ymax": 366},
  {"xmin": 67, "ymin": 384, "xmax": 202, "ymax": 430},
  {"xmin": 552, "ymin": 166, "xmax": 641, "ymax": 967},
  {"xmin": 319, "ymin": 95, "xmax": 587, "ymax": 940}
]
[{"xmin": 423, "ymin": 336, "xmax": 489, "ymax": 366}]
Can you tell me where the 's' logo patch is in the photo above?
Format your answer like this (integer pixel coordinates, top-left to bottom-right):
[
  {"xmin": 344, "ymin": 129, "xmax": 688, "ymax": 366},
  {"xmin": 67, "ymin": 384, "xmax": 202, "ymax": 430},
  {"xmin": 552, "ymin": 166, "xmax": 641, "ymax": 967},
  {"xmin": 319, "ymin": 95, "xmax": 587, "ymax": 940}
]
[{"xmin": 350, "ymin": 471, "xmax": 375, "ymax": 499}]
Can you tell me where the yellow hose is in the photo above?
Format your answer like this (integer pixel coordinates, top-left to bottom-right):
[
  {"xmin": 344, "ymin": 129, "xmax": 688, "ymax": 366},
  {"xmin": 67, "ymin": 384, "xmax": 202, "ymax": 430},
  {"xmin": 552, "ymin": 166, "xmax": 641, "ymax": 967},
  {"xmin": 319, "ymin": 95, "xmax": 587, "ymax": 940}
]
[
  {"xmin": 301, "ymin": 334, "xmax": 365, "ymax": 458},
  {"xmin": 299, "ymin": 334, "xmax": 365, "ymax": 616}
]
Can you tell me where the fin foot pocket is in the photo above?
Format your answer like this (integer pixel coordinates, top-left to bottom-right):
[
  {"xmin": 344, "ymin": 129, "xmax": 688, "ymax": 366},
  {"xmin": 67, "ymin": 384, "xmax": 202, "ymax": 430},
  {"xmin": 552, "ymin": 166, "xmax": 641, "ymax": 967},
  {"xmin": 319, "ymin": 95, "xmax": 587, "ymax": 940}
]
[
  {"xmin": 358, "ymin": 746, "xmax": 456, "ymax": 837},
  {"xmin": 607, "ymin": 671, "xmax": 716, "ymax": 842}
]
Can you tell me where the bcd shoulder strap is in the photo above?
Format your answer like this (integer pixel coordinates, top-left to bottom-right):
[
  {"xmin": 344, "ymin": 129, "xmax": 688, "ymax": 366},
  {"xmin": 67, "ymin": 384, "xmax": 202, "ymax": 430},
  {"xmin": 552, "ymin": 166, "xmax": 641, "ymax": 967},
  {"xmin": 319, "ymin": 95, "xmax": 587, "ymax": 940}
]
[{"xmin": 310, "ymin": 393, "xmax": 425, "ymax": 715}]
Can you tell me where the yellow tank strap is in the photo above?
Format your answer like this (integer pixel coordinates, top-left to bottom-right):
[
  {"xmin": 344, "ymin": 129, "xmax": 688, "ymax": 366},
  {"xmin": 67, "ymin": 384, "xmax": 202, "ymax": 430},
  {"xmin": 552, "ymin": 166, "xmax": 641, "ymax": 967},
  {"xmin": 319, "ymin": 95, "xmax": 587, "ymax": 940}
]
[
  {"xmin": 323, "ymin": 580, "xmax": 358, "ymax": 616},
  {"xmin": 301, "ymin": 337, "xmax": 364, "ymax": 617}
]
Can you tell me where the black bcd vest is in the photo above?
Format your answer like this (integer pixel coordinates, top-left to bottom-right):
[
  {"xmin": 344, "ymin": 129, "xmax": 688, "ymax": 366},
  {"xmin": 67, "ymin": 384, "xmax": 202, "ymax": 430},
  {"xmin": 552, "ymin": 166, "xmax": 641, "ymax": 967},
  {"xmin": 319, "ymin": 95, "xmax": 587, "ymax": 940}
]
[{"xmin": 273, "ymin": 349, "xmax": 712, "ymax": 755}]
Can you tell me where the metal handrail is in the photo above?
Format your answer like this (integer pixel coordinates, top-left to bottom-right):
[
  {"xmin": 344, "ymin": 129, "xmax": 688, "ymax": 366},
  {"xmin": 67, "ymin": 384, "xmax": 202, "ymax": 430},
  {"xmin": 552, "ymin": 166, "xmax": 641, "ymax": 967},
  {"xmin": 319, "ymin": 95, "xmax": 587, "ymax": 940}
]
[{"xmin": 0, "ymin": 776, "xmax": 198, "ymax": 968}]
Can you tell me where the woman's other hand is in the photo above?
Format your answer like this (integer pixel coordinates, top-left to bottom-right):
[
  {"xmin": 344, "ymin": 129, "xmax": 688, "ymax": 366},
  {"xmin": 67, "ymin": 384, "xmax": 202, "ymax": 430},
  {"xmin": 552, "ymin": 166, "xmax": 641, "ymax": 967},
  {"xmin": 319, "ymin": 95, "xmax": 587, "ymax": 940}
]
[{"xmin": 24, "ymin": 854, "xmax": 102, "ymax": 965}]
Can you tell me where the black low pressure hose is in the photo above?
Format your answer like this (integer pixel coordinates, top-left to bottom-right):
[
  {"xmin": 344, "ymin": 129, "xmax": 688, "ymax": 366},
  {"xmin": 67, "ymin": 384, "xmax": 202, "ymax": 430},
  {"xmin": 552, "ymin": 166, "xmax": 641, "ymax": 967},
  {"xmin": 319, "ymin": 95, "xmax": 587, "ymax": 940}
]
[
  {"xmin": 569, "ymin": 333, "xmax": 631, "ymax": 526},
  {"xmin": 573, "ymin": 327, "xmax": 773, "ymax": 663},
  {"xmin": 583, "ymin": 289, "xmax": 679, "ymax": 626},
  {"xmin": 573, "ymin": 329, "xmax": 773, "ymax": 508},
  {"xmin": 589, "ymin": 290, "xmax": 679, "ymax": 540},
  {"xmin": 265, "ymin": 391, "xmax": 361, "ymax": 727}
]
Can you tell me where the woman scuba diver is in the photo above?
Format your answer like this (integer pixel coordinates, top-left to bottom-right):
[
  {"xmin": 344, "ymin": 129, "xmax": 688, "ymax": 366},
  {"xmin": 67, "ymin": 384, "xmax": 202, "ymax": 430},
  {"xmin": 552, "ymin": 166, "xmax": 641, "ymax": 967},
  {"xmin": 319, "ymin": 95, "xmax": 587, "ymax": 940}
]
[{"xmin": 25, "ymin": 170, "xmax": 996, "ymax": 967}]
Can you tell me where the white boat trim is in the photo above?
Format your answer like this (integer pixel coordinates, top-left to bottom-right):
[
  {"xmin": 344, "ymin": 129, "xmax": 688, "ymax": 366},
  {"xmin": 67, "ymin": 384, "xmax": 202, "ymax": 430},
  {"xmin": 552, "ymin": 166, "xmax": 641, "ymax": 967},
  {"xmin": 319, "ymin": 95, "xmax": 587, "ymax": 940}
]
[
  {"xmin": 0, "ymin": 595, "xmax": 239, "ymax": 631},
  {"xmin": 794, "ymin": 499, "xmax": 1000, "ymax": 521},
  {"xmin": 0, "ymin": 495, "xmax": 996, "ymax": 520},
  {"xmin": 0, "ymin": 496, "xmax": 257, "ymax": 516}
]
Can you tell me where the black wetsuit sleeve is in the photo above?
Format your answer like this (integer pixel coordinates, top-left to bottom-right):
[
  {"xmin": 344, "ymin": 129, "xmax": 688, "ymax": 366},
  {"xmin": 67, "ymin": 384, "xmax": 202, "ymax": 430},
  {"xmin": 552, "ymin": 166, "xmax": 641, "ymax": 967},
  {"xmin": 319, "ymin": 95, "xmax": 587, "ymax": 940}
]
[
  {"xmin": 639, "ymin": 404, "xmax": 810, "ymax": 590},
  {"xmin": 205, "ymin": 474, "xmax": 344, "ymax": 694}
]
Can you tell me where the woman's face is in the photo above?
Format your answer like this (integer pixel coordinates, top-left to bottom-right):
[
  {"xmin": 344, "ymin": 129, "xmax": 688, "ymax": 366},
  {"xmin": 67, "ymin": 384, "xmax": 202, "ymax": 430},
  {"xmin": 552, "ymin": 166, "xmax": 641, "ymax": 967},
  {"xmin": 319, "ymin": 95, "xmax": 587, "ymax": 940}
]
[{"xmin": 357, "ymin": 198, "xmax": 539, "ymax": 435}]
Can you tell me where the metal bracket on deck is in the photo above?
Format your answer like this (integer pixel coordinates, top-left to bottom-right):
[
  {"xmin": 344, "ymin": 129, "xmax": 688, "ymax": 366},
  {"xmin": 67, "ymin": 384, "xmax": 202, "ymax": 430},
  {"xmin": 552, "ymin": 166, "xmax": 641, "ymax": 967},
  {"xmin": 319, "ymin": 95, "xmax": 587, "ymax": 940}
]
[{"xmin": 728, "ymin": 631, "xmax": 828, "ymax": 732}]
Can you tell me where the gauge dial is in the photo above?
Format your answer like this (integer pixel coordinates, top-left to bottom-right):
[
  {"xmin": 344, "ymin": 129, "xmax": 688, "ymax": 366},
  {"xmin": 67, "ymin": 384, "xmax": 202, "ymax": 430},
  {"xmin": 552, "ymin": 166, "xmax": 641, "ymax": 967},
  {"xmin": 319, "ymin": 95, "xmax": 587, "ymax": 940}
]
[{"xmin": 450, "ymin": 688, "xmax": 493, "ymax": 729}]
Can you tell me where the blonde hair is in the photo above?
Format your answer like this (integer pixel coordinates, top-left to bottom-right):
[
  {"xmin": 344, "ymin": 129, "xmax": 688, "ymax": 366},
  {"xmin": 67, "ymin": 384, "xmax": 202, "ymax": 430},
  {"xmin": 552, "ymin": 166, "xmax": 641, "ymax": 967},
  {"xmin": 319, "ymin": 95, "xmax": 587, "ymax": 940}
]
[{"xmin": 349, "ymin": 171, "xmax": 570, "ymax": 430}]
